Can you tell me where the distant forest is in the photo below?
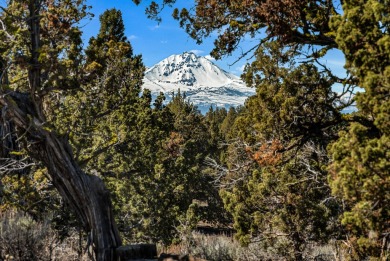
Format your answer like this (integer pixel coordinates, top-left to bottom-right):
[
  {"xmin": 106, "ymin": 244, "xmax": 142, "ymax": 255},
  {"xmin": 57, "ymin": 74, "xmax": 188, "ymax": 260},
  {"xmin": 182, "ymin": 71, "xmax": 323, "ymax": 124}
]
[{"xmin": 0, "ymin": 1, "xmax": 388, "ymax": 261}]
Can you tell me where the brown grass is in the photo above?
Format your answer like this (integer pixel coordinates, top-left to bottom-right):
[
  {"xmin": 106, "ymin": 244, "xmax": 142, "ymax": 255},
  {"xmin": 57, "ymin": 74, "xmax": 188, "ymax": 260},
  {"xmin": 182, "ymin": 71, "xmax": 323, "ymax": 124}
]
[
  {"xmin": 0, "ymin": 210, "xmax": 89, "ymax": 261},
  {"xmin": 162, "ymin": 231, "xmax": 340, "ymax": 261}
]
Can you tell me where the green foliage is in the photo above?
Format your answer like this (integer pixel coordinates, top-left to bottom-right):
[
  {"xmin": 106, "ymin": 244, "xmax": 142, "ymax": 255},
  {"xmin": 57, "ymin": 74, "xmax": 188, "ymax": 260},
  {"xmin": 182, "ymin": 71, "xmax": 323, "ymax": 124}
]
[
  {"xmin": 139, "ymin": 0, "xmax": 338, "ymax": 59},
  {"xmin": 101, "ymin": 91, "xmax": 225, "ymax": 244},
  {"xmin": 53, "ymin": 9, "xmax": 227, "ymax": 243},
  {"xmin": 0, "ymin": 0, "xmax": 89, "ymax": 239},
  {"xmin": 328, "ymin": 0, "xmax": 390, "ymax": 258},
  {"xmin": 86, "ymin": 8, "xmax": 132, "ymax": 73},
  {"xmin": 216, "ymin": 43, "xmax": 344, "ymax": 258},
  {"xmin": 329, "ymin": 124, "xmax": 389, "ymax": 259},
  {"xmin": 50, "ymin": 7, "xmax": 144, "ymax": 169},
  {"xmin": 167, "ymin": 94, "xmax": 230, "ymax": 226},
  {"xmin": 0, "ymin": 0, "xmax": 88, "ymax": 93},
  {"xmin": 135, "ymin": 0, "xmax": 388, "ymax": 258},
  {"xmin": 1, "ymin": 4, "xmax": 227, "ymax": 246},
  {"xmin": 1, "ymin": 1, "xmax": 388, "ymax": 259},
  {"xmin": 220, "ymin": 107, "xmax": 240, "ymax": 140},
  {"xmin": 240, "ymin": 42, "xmax": 343, "ymax": 146},
  {"xmin": 0, "ymin": 168, "xmax": 54, "ymax": 219}
]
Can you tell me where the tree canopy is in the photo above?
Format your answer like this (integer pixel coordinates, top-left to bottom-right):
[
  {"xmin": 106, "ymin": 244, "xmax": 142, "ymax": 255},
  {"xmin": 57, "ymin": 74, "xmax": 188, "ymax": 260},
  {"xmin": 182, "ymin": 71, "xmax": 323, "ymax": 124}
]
[
  {"xmin": 134, "ymin": 0, "xmax": 389, "ymax": 258},
  {"xmin": 0, "ymin": 0, "xmax": 388, "ymax": 260}
]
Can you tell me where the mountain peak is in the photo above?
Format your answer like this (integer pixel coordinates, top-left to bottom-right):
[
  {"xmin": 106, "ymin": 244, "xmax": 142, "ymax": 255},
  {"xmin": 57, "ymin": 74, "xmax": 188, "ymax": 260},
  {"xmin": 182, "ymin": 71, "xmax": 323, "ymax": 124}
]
[
  {"xmin": 145, "ymin": 52, "xmax": 237, "ymax": 87},
  {"xmin": 142, "ymin": 52, "xmax": 255, "ymax": 113},
  {"xmin": 182, "ymin": 51, "xmax": 198, "ymax": 57}
]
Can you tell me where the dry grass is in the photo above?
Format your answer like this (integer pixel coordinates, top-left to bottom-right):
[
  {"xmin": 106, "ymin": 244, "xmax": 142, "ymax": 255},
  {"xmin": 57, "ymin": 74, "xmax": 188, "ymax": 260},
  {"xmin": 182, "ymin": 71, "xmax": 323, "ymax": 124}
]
[
  {"xmin": 0, "ymin": 211, "xmax": 342, "ymax": 261},
  {"xmin": 163, "ymin": 231, "xmax": 340, "ymax": 261},
  {"xmin": 0, "ymin": 210, "xmax": 90, "ymax": 261},
  {"xmin": 163, "ymin": 232, "xmax": 272, "ymax": 261}
]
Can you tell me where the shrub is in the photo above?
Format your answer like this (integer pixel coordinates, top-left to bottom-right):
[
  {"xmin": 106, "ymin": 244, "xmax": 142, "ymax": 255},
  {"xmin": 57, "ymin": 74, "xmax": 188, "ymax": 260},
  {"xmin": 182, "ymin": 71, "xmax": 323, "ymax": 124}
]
[
  {"xmin": 169, "ymin": 231, "xmax": 340, "ymax": 261},
  {"xmin": 0, "ymin": 211, "xmax": 85, "ymax": 261}
]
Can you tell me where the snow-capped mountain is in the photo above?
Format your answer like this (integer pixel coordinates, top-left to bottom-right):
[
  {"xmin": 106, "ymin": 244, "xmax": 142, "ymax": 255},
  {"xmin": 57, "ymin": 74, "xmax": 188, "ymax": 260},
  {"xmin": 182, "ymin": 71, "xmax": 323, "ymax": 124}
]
[{"xmin": 142, "ymin": 52, "xmax": 255, "ymax": 113}]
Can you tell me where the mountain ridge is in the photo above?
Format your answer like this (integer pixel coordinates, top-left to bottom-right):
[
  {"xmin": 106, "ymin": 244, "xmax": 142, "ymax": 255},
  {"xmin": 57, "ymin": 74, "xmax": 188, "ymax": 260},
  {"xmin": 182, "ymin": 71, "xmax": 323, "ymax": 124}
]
[{"xmin": 142, "ymin": 52, "xmax": 255, "ymax": 113}]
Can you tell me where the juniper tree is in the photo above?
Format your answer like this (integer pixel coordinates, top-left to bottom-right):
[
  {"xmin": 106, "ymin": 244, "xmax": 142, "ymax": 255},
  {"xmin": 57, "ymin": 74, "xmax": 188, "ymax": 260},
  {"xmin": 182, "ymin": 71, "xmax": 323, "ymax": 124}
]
[
  {"xmin": 134, "ymin": 0, "xmax": 389, "ymax": 259},
  {"xmin": 220, "ymin": 44, "xmax": 345, "ymax": 258},
  {"xmin": 0, "ymin": 2, "xmax": 139, "ymax": 260},
  {"xmin": 328, "ymin": 0, "xmax": 389, "ymax": 258}
]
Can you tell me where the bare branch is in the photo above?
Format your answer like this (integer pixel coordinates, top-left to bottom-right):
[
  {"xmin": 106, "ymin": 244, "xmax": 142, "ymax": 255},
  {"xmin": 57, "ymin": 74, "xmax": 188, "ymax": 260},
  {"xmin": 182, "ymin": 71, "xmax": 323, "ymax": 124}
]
[
  {"xmin": 228, "ymin": 36, "xmax": 271, "ymax": 67},
  {"xmin": 0, "ymin": 157, "xmax": 35, "ymax": 175},
  {"xmin": 205, "ymin": 139, "xmax": 255, "ymax": 189},
  {"xmin": 0, "ymin": 19, "xmax": 14, "ymax": 41}
]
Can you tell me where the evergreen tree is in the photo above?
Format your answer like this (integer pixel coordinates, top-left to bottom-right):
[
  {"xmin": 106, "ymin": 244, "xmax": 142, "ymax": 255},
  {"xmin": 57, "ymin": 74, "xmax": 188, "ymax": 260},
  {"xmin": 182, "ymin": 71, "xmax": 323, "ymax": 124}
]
[
  {"xmin": 204, "ymin": 107, "xmax": 227, "ymax": 160},
  {"xmin": 328, "ymin": 0, "xmax": 390, "ymax": 258},
  {"xmin": 52, "ymin": 8, "xmax": 151, "ymax": 244},
  {"xmin": 167, "ymin": 94, "xmax": 230, "ymax": 228},
  {"xmin": 86, "ymin": 9, "xmax": 132, "ymax": 72},
  {"xmin": 0, "ymin": 1, "xmax": 123, "ymax": 260},
  {"xmin": 220, "ymin": 107, "xmax": 239, "ymax": 140},
  {"xmin": 218, "ymin": 43, "xmax": 344, "ymax": 259},
  {"xmin": 135, "ymin": 0, "xmax": 388, "ymax": 258},
  {"xmin": 104, "ymin": 91, "xmax": 224, "ymax": 244}
]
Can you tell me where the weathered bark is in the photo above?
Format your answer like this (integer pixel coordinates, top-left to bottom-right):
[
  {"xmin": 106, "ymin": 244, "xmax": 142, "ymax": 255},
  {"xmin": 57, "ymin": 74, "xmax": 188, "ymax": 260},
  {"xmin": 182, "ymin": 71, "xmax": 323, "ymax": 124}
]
[
  {"xmin": 1, "ymin": 1, "xmax": 123, "ymax": 259},
  {"xmin": 0, "ymin": 92, "xmax": 122, "ymax": 260}
]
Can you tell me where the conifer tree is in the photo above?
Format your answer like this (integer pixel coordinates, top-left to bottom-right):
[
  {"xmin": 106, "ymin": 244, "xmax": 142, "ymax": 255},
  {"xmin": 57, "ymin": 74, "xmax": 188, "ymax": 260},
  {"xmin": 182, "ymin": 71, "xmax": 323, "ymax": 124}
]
[
  {"xmin": 134, "ymin": 0, "xmax": 388, "ymax": 258},
  {"xmin": 86, "ymin": 9, "xmax": 133, "ymax": 72},
  {"xmin": 101, "ymin": 90, "xmax": 223, "ymax": 244},
  {"xmin": 218, "ymin": 43, "xmax": 344, "ymax": 259},
  {"xmin": 53, "ymin": 8, "xmax": 148, "ymax": 244},
  {"xmin": 328, "ymin": 0, "xmax": 389, "ymax": 258},
  {"xmin": 204, "ymin": 107, "xmax": 227, "ymax": 159},
  {"xmin": 54, "ymin": 7, "xmax": 144, "ymax": 174},
  {"xmin": 0, "ymin": 2, "xmax": 138, "ymax": 260}
]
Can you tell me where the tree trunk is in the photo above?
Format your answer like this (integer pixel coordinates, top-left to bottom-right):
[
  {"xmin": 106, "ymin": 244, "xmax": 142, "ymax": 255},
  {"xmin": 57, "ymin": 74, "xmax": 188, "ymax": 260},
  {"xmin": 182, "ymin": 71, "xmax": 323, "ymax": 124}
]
[
  {"xmin": 31, "ymin": 131, "xmax": 123, "ymax": 260},
  {"xmin": 1, "ymin": 1, "xmax": 122, "ymax": 259},
  {"xmin": 0, "ymin": 92, "xmax": 122, "ymax": 260}
]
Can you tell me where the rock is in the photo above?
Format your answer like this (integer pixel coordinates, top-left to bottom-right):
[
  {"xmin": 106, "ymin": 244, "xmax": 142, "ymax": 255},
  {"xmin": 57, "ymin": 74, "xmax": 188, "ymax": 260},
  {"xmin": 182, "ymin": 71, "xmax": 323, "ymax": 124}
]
[{"xmin": 116, "ymin": 244, "xmax": 157, "ymax": 260}]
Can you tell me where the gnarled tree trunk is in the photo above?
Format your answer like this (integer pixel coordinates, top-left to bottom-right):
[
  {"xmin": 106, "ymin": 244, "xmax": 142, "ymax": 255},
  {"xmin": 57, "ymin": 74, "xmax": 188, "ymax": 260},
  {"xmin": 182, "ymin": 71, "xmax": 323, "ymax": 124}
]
[
  {"xmin": 0, "ymin": 92, "xmax": 122, "ymax": 260},
  {"xmin": 0, "ymin": 1, "xmax": 123, "ymax": 259}
]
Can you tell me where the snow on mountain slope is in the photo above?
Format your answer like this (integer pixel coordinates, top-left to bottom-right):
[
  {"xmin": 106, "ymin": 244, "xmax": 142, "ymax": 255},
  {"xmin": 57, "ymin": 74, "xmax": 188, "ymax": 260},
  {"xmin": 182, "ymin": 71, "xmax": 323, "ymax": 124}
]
[{"xmin": 142, "ymin": 52, "xmax": 255, "ymax": 113}]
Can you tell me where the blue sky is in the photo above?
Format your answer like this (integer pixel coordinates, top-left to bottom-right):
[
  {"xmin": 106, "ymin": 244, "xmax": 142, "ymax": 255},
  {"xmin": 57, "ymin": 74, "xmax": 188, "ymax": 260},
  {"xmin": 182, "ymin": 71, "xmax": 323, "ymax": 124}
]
[
  {"xmin": 82, "ymin": 1, "xmax": 346, "ymax": 77},
  {"xmin": 81, "ymin": 1, "xmax": 249, "ymax": 75}
]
